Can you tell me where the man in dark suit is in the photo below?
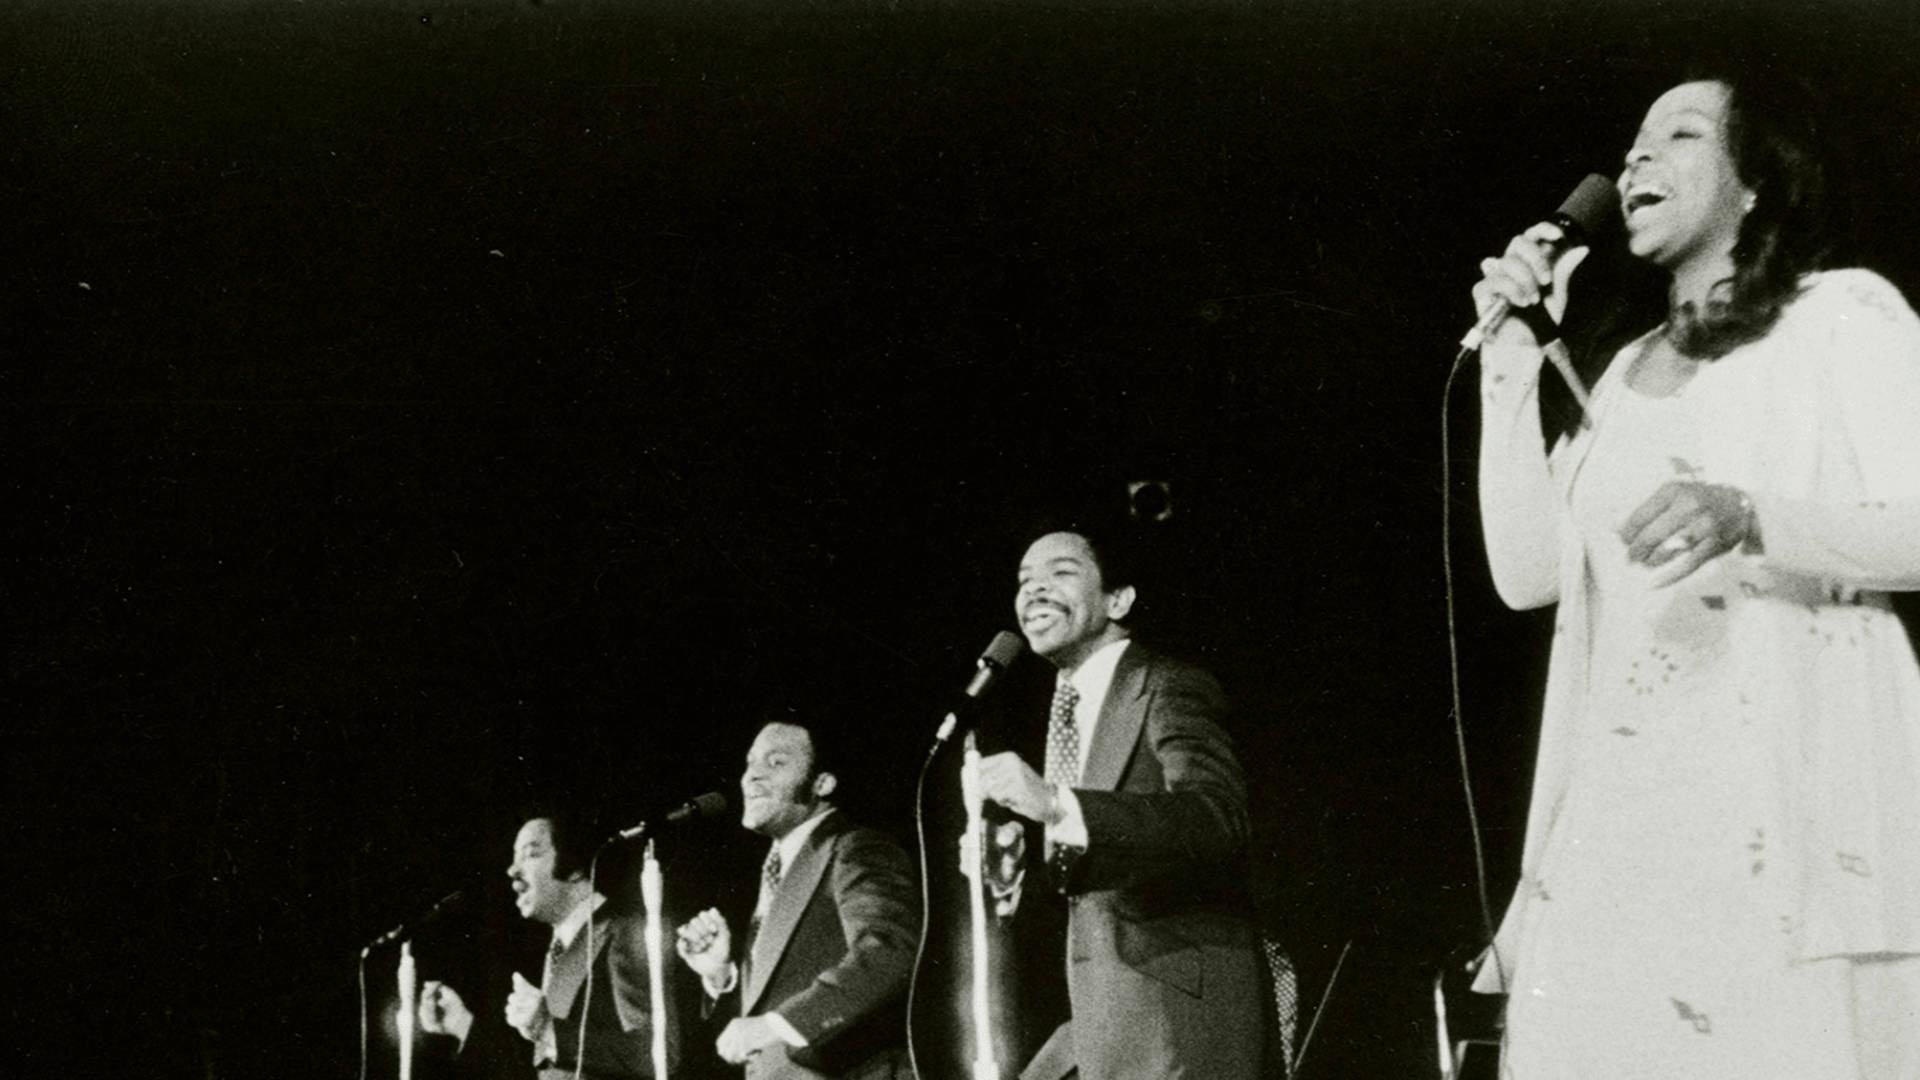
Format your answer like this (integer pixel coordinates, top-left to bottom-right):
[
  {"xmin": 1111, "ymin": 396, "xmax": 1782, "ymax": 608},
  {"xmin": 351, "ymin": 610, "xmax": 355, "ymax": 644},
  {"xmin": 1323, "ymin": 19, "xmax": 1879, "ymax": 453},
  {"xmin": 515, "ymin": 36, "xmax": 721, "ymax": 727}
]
[
  {"xmin": 977, "ymin": 525, "xmax": 1265, "ymax": 1080},
  {"xmin": 418, "ymin": 809, "xmax": 680, "ymax": 1080},
  {"xmin": 674, "ymin": 713, "xmax": 920, "ymax": 1080}
]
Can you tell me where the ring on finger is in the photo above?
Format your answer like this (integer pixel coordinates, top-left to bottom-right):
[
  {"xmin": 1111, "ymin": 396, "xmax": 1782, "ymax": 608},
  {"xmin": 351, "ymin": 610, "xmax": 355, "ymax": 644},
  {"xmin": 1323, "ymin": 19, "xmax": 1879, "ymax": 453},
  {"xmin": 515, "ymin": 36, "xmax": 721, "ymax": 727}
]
[{"xmin": 1658, "ymin": 533, "xmax": 1699, "ymax": 554}]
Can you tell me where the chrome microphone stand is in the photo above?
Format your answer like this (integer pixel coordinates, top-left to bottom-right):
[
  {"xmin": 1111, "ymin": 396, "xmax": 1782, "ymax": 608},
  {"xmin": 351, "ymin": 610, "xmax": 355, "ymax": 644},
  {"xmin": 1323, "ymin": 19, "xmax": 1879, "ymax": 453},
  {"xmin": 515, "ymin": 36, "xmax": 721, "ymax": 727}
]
[{"xmin": 960, "ymin": 732, "xmax": 1002, "ymax": 1080}]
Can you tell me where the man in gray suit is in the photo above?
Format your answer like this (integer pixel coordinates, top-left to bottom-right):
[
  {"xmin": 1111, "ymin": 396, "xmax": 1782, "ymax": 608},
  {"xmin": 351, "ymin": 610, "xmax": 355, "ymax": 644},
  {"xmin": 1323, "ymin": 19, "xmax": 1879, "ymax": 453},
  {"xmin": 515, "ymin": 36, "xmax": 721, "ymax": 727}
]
[
  {"xmin": 675, "ymin": 712, "xmax": 920, "ymax": 1080},
  {"xmin": 978, "ymin": 525, "xmax": 1265, "ymax": 1080}
]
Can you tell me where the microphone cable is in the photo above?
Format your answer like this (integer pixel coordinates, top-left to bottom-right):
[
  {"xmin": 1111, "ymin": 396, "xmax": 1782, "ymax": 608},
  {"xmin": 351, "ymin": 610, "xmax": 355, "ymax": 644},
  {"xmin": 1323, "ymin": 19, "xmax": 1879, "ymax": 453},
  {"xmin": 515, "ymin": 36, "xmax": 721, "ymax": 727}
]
[
  {"xmin": 1444, "ymin": 176, "xmax": 1615, "ymax": 976},
  {"xmin": 1442, "ymin": 348, "xmax": 1501, "ymax": 959},
  {"xmin": 357, "ymin": 953, "xmax": 371, "ymax": 1080},
  {"xmin": 903, "ymin": 734, "xmax": 947, "ymax": 1080}
]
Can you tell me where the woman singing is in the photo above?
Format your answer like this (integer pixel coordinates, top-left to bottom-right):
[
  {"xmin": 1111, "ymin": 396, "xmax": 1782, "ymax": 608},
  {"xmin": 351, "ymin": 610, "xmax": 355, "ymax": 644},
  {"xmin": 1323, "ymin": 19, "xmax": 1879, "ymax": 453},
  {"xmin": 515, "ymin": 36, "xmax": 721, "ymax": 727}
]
[{"xmin": 1469, "ymin": 69, "xmax": 1920, "ymax": 1077}]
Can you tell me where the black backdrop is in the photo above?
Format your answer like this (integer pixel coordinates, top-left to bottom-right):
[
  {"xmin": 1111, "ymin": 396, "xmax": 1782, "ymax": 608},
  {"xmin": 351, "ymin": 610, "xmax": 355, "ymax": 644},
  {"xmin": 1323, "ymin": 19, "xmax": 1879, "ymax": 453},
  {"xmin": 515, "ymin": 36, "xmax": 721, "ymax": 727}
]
[{"xmin": 9, "ymin": 1, "xmax": 1920, "ymax": 1077}]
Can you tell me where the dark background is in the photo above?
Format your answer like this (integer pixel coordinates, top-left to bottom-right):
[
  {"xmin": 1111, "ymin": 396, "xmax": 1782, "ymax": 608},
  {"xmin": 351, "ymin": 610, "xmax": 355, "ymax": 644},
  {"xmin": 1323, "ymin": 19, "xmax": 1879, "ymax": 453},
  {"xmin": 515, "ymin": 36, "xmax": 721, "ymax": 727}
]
[{"xmin": 8, "ymin": 1, "xmax": 1920, "ymax": 1077}]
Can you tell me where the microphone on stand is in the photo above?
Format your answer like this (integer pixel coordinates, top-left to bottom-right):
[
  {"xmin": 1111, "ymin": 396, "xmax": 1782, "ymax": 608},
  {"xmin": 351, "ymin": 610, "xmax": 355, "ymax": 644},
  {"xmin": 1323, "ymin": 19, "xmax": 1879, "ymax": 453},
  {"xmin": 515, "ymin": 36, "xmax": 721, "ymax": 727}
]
[
  {"xmin": 361, "ymin": 889, "xmax": 465, "ymax": 956},
  {"xmin": 611, "ymin": 791, "xmax": 730, "ymax": 842},
  {"xmin": 640, "ymin": 840, "xmax": 669, "ymax": 1080},
  {"xmin": 934, "ymin": 631, "xmax": 1027, "ymax": 745}
]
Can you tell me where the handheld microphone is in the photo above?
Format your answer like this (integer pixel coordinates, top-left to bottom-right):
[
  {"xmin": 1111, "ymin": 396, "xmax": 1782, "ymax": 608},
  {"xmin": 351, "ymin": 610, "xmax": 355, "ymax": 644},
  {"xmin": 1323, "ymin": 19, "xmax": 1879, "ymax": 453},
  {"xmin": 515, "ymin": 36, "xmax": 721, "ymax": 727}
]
[
  {"xmin": 361, "ymin": 888, "xmax": 465, "ymax": 955},
  {"xmin": 613, "ymin": 791, "xmax": 730, "ymax": 842},
  {"xmin": 1459, "ymin": 173, "xmax": 1617, "ymax": 352},
  {"xmin": 934, "ymin": 631, "xmax": 1027, "ymax": 744}
]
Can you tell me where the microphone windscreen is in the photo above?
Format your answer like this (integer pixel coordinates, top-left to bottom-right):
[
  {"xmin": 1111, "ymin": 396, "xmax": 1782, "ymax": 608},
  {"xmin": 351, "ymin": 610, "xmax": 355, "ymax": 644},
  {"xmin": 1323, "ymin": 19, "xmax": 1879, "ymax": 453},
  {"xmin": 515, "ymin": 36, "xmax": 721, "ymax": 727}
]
[
  {"xmin": 685, "ymin": 791, "xmax": 729, "ymax": 819},
  {"xmin": 1555, "ymin": 173, "xmax": 1618, "ymax": 241},
  {"xmin": 982, "ymin": 630, "xmax": 1025, "ymax": 669}
]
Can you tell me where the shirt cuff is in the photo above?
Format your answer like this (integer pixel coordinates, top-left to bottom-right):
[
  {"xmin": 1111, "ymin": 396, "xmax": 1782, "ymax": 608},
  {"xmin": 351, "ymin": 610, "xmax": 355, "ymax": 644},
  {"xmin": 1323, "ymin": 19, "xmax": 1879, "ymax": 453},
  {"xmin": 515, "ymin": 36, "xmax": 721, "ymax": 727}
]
[
  {"xmin": 534, "ymin": 1019, "xmax": 557, "ymax": 1065},
  {"xmin": 1045, "ymin": 784, "xmax": 1088, "ymax": 849},
  {"xmin": 705, "ymin": 961, "xmax": 739, "ymax": 999},
  {"xmin": 764, "ymin": 1011, "xmax": 808, "ymax": 1047}
]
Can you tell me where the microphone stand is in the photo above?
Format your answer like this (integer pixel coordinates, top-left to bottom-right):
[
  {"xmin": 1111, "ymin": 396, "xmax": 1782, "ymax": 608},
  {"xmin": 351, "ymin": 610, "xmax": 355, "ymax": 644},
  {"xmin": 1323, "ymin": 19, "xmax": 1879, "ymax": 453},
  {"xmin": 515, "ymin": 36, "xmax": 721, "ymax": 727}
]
[
  {"xmin": 641, "ymin": 838, "xmax": 670, "ymax": 1080},
  {"xmin": 959, "ymin": 732, "xmax": 1001, "ymax": 1080},
  {"xmin": 358, "ymin": 889, "xmax": 461, "ymax": 1080},
  {"xmin": 397, "ymin": 942, "xmax": 417, "ymax": 1080},
  {"xmin": 906, "ymin": 634, "xmax": 1024, "ymax": 1080}
]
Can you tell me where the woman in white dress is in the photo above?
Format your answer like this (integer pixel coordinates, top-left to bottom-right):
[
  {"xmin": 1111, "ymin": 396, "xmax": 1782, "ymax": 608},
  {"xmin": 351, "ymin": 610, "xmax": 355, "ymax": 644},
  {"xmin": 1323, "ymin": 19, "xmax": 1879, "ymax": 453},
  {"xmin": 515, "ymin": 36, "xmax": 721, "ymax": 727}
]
[{"xmin": 1469, "ymin": 69, "xmax": 1920, "ymax": 1078}]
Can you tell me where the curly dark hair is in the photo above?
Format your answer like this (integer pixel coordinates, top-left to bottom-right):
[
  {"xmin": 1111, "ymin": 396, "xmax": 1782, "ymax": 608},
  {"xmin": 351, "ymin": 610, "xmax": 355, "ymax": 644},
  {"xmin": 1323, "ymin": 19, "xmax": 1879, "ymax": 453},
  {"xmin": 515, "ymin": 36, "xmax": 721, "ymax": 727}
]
[{"xmin": 1668, "ymin": 68, "xmax": 1835, "ymax": 358}]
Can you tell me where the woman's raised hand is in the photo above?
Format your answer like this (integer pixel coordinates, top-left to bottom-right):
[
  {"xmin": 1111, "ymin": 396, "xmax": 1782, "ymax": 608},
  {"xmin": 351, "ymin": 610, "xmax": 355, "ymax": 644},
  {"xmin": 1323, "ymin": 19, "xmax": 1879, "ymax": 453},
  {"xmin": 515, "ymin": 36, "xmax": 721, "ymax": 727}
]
[{"xmin": 1470, "ymin": 223, "xmax": 1591, "ymax": 347}]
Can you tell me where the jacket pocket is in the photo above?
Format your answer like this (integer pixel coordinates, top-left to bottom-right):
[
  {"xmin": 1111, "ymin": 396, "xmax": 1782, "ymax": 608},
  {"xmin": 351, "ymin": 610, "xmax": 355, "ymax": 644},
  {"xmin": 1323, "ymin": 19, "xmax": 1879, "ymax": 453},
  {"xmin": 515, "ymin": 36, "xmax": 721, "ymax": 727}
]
[{"xmin": 1114, "ymin": 917, "xmax": 1202, "ymax": 997}]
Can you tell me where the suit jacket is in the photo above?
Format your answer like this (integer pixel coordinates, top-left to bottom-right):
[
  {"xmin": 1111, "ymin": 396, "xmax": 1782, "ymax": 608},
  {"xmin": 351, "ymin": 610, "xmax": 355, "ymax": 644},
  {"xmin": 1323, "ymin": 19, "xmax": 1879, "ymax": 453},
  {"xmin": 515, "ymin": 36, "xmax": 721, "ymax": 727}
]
[
  {"xmin": 1021, "ymin": 642, "xmax": 1264, "ymax": 1080},
  {"xmin": 542, "ymin": 905, "xmax": 680, "ymax": 1079},
  {"xmin": 734, "ymin": 809, "xmax": 920, "ymax": 1080}
]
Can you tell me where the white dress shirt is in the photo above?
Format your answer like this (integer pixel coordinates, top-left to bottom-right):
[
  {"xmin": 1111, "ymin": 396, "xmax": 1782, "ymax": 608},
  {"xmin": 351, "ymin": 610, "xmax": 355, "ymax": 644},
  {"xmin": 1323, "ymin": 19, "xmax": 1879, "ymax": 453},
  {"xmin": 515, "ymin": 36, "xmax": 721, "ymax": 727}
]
[
  {"xmin": 711, "ymin": 807, "xmax": 833, "ymax": 1048},
  {"xmin": 534, "ymin": 892, "xmax": 606, "ymax": 1063},
  {"xmin": 1047, "ymin": 636, "xmax": 1131, "ymax": 849}
]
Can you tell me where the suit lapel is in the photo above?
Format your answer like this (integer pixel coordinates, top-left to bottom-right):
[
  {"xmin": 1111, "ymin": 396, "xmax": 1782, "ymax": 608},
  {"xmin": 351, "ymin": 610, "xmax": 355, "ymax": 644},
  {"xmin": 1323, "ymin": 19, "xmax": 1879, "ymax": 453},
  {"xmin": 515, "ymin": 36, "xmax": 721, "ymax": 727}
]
[
  {"xmin": 1078, "ymin": 643, "xmax": 1147, "ymax": 793},
  {"xmin": 544, "ymin": 907, "xmax": 613, "ymax": 1020},
  {"xmin": 743, "ymin": 810, "xmax": 839, "ymax": 1013}
]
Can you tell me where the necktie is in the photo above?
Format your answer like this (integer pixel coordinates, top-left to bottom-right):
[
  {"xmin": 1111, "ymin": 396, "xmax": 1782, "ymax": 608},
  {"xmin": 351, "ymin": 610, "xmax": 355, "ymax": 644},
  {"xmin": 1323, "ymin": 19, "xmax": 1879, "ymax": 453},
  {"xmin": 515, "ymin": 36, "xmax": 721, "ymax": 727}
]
[
  {"xmin": 1044, "ymin": 680, "xmax": 1083, "ymax": 885},
  {"xmin": 1045, "ymin": 680, "xmax": 1082, "ymax": 786},
  {"xmin": 750, "ymin": 846, "xmax": 782, "ymax": 946},
  {"xmin": 533, "ymin": 934, "xmax": 567, "ymax": 1065}
]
